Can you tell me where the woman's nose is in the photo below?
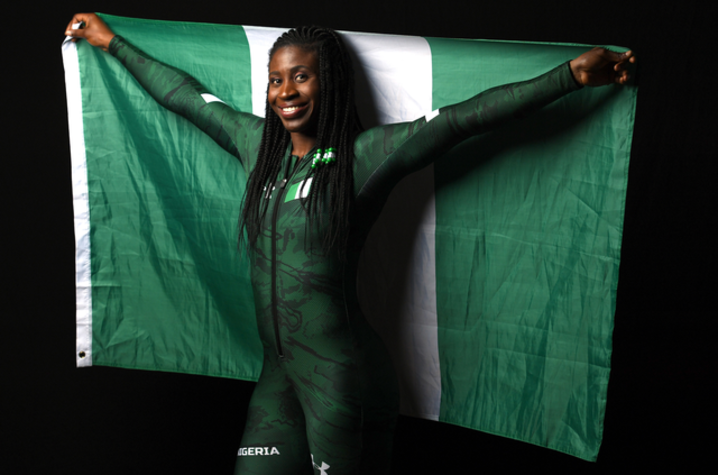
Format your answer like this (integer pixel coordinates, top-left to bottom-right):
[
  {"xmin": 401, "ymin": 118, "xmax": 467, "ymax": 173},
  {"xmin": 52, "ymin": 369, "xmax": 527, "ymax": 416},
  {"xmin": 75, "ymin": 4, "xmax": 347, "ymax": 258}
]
[{"xmin": 279, "ymin": 82, "xmax": 297, "ymax": 98}]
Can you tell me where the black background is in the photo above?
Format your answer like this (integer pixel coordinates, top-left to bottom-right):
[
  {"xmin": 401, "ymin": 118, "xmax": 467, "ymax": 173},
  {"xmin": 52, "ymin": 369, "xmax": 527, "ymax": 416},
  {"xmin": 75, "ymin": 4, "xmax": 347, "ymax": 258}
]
[{"xmin": 6, "ymin": 1, "xmax": 715, "ymax": 473}]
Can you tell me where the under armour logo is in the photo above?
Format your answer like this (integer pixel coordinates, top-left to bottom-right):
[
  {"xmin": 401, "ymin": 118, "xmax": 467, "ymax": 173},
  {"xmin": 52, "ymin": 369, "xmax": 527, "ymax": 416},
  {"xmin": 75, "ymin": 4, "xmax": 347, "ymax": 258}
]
[{"xmin": 311, "ymin": 454, "xmax": 330, "ymax": 475}]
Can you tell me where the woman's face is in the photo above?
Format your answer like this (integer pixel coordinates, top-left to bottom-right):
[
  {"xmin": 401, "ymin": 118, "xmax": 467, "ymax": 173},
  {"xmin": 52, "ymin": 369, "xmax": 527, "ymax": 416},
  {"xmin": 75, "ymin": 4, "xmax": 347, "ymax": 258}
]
[{"xmin": 268, "ymin": 46, "xmax": 321, "ymax": 137}]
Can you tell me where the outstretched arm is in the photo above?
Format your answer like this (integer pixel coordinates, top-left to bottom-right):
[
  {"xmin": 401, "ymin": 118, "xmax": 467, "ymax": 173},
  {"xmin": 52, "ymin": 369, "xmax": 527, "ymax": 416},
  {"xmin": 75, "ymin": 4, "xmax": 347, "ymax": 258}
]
[
  {"xmin": 354, "ymin": 47, "xmax": 636, "ymax": 201},
  {"xmin": 64, "ymin": 13, "xmax": 263, "ymax": 171},
  {"xmin": 354, "ymin": 62, "xmax": 582, "ymax": 195}
]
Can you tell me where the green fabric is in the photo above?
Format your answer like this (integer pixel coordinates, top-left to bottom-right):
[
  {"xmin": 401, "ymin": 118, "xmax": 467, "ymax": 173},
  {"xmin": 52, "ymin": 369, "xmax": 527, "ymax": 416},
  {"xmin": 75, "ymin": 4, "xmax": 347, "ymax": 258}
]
[
  {"xmin": 81, "ymin": 14, "xmax": 261, "ymax": 379},
  {"xmin": 428, "ymin": 37, "xmax": 635, "ymax": 459},
  {"xmin": 67, "ymin": 15, "xmax": 637, "ymax": 462}
]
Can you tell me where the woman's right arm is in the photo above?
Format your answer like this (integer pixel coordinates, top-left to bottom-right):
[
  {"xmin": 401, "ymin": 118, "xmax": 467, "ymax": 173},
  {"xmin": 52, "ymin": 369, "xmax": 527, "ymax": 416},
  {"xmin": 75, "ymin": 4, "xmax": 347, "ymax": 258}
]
[{"xmin": 65, "ymin": 13, "xmax": 263, "ymax": 171}]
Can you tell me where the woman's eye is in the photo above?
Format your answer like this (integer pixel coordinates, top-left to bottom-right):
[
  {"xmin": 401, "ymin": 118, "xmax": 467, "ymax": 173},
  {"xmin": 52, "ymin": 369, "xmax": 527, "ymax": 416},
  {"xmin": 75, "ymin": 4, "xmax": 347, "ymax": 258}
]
[{"xmin": 295, "ymin": 73, "xmax": 307, "ymax": 82}]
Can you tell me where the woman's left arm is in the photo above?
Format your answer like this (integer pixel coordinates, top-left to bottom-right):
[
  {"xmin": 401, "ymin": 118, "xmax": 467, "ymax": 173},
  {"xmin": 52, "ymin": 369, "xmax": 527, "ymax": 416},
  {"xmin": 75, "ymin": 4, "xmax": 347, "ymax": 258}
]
[
  {"xmin": 353, "ymin": 48, "xmax": 635, "ymax": 201},
  {"xmin": 422, "ymin": 47, "xmax": 635, "ymax": 146}
]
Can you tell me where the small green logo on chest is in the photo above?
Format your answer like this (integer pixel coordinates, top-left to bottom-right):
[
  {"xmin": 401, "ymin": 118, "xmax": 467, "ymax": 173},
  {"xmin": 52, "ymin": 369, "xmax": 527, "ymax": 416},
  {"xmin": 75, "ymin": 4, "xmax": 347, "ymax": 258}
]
[{"xmin": 284, "ymin": 177, "xmax": 313, "ymax": 202}]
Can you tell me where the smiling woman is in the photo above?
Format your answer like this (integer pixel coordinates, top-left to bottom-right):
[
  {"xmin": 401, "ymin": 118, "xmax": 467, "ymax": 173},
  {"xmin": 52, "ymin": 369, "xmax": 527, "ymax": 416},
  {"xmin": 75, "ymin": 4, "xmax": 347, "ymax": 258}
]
[
  {"xmin": 65, "ymin": 12, "xmax": 634, "ymax": 475},
  {"xmin": 267, "ymin": 46, "xmax": 321, "ymax": 147},
  {"xmin": 242, "ymin": 27, "xmax": 363, "ymax": 263}
]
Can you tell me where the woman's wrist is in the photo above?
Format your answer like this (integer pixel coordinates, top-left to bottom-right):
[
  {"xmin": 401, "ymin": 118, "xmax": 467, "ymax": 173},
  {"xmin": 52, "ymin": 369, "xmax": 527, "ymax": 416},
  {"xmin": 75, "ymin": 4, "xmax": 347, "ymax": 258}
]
[{"xmin": 569, "ymin": 59, "xmax": 584, "ymax": 87}]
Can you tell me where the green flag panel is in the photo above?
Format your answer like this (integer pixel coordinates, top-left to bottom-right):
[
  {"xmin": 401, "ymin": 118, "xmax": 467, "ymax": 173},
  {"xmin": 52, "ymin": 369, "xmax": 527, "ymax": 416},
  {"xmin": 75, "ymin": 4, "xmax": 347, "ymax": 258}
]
[
  {"xmin": 428, "ymin": 37, "xmax": 635, "ymax": 459},
  {"xmin": 79, "ymin": 14, "xmax": 260, "ymax": 380}
]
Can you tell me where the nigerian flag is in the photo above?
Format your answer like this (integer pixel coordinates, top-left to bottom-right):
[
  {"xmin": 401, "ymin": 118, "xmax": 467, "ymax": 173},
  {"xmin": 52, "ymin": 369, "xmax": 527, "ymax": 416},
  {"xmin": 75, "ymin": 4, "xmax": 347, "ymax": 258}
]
[{"xmin": 63, "ymin": 14, "xmax": 636, "ymax": 461}]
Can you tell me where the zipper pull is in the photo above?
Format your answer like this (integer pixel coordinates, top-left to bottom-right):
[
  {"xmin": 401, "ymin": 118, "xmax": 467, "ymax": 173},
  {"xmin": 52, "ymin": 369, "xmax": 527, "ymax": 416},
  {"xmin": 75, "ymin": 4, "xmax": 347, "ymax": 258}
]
[{"xmin": 280, "ymin": 178, "xmax": 288, "ymax": 189}]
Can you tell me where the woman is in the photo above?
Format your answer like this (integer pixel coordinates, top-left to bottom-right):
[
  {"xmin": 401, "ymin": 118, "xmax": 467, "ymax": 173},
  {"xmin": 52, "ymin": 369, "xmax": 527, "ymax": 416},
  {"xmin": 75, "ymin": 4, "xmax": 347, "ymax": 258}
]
[{"xmin": 65, "ymin": 13, "xmax": 634, "ymax": 475}]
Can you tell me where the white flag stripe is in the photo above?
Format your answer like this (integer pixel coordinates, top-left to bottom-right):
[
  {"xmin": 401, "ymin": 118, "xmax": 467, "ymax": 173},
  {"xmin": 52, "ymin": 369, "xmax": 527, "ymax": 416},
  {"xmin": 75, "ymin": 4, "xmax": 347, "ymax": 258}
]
[
  {"xmin": 63, "ymin": 40, "xmax": 93, "ymax": 367},
  {"xmin": 342, "ymin": 33, "xmax": 433, "ymax": 126},
  {"xmin": 339, "ymin": 34, "xmax": 441, "ymax": 420},
  {"xmin": 243, "ymin": 26, "xmax": 288, "ymax": 117},
  {"xmin": 358, "ymin": 164, "xmax": 440, "ymax": 420}
]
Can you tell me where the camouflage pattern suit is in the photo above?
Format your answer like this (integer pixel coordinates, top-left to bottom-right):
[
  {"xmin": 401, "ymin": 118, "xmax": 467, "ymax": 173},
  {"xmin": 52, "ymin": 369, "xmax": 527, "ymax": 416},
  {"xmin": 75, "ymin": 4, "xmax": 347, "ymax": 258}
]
[{"xmin": 109, "ymin": 36, "xmax": 581, "ymax": 474}]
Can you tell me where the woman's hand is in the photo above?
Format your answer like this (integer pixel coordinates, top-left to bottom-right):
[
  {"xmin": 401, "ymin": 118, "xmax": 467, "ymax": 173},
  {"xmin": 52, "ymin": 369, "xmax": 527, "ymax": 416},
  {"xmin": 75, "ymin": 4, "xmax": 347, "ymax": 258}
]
[
  {"xmin": 570, "ymin": 47, "xmax": 636, "ymax": 87},
  {"xmin": 65, "ymin": 13, "xmax": 115, "ymax": 51}
]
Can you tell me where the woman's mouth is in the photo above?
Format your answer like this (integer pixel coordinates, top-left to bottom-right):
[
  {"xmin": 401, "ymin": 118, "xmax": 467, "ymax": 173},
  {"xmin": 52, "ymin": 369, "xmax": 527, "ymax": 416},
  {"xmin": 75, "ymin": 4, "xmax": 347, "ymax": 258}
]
[{"xmin": 278, "ymin": 104, "xmax": 308, "ymax": 118}]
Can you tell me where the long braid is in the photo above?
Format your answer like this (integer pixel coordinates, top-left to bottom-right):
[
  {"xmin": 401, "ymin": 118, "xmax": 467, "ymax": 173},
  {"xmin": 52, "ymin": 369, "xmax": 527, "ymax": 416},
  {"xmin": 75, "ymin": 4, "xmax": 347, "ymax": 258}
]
[{"xmin": 240, "ymin": 26, "xmax": 363, "ymax": 259}]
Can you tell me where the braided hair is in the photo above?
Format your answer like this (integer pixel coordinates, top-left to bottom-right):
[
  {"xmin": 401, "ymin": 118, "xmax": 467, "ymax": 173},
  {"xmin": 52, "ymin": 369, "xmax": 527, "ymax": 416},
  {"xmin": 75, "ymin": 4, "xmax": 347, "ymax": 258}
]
[{"xmin": 240, "ymin": 26, "xmax": 363, "ymax": 258}]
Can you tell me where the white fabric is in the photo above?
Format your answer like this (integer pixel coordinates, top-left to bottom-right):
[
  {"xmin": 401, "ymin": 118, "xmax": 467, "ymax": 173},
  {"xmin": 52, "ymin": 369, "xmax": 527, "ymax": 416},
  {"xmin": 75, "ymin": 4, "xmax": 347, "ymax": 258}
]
[
  {"xmin": 341, "ymin": 33, "xmax": 441, "ymax": 420},
  {"xmin": 342, "ymin": 32, "xmax": 433, "ymax": 126},
  {"xmin": 201, "ymin": 93, "xmax": 225, "ymax": 104},
  {"xmin": 425, "ymin": 109, "xmax": 440, "ymax": 122},
  {"xmin": 63, "ymin": 40, "xmax": 93, "ymax": 367},
  {"xmin": 243, "ymin": 26, "xmax": 289, "ymax": 117},
  {"xmin": 297, "ymin": 177, "xmax": 312, "ymax": 200}
]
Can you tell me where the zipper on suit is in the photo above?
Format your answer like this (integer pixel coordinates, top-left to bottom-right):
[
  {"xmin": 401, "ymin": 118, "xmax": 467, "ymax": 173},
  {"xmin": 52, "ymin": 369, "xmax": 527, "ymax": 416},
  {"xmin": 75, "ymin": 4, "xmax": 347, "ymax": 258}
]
[
  {"xmin": 269, "ymin": 153, "xmax": 305, "ymax": 358},
  {"xmin": 271, "ymin": 176, "xmax": 288, "ymax": 358}
]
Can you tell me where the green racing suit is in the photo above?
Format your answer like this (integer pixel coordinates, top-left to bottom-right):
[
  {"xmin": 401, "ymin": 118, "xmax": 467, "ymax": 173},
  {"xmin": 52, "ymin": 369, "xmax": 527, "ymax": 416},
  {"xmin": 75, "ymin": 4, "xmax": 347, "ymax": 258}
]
[{"xmin": 108, "ymin": 35, "xmax": 581, "ymax": 474}]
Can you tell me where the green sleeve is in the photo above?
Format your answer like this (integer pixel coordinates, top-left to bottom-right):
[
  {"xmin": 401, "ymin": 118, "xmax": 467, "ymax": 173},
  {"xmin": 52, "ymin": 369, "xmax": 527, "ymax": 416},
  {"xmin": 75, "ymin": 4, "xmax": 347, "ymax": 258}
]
[
  {"xmin": 353, "ymin": 62, "xmax": 582, "ymax": 203},
  {"xmin": 108, "ymin": 35, "xmax": 264, "ymax": 173}
]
